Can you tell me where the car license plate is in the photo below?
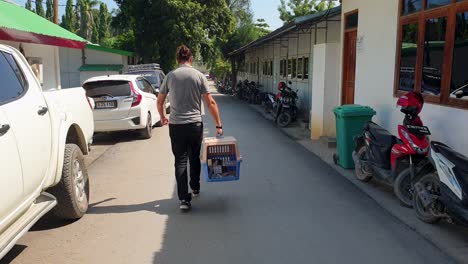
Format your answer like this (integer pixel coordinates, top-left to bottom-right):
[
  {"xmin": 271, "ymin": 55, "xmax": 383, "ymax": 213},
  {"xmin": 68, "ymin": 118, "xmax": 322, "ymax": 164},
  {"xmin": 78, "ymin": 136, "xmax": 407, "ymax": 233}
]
[{"xmin": 95, "ymin": 101, "xmax": 117, "ymax": 109}]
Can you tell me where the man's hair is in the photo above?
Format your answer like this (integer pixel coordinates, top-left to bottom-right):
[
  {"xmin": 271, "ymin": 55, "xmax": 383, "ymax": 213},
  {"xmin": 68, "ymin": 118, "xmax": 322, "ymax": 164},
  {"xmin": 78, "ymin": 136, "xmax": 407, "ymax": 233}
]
[{"xmin": 176, "ymin": 45, "xmax": 192, "ymax": 63}]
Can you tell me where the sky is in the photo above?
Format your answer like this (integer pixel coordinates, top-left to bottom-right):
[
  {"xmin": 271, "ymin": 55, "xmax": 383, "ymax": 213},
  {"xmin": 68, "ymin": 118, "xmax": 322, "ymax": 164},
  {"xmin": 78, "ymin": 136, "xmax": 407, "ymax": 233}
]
[{"xmin": 14, "ymin": 0, "xmax": 285, "ymax": 30}]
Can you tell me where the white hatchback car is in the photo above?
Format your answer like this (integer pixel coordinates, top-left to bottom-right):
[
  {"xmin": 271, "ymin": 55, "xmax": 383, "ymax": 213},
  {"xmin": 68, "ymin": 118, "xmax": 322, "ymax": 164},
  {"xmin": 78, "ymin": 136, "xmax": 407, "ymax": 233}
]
[{"xmin": 83, "ymin": 75, "xmax": 160, "ymax": 139}]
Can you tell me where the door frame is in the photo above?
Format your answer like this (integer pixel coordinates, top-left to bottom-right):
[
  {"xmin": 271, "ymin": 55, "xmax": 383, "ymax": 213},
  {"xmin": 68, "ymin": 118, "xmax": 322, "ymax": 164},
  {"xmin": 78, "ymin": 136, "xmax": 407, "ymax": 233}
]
[{"xmin": 341, "ymin": 9, "xmax": 359, "ymax": 105}]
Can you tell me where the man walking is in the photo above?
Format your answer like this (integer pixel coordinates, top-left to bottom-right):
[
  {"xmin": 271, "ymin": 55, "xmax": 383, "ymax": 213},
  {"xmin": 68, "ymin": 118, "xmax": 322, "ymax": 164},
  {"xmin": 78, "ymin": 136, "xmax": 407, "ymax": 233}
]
[{"xmin": 157, "ymin": 45, "xmax": 223, "ymax": 211}]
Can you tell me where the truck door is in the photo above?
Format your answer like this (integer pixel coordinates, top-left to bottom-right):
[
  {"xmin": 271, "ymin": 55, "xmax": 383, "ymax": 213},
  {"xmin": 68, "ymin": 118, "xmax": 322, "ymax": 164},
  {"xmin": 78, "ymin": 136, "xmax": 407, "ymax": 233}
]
[
  {"xmin": 0, "ymin": 50, "xmax": 52, "ymax": 196},
  {"xmin": 0, "ymin": 58, "xmax": 24, "ymax": 230}
]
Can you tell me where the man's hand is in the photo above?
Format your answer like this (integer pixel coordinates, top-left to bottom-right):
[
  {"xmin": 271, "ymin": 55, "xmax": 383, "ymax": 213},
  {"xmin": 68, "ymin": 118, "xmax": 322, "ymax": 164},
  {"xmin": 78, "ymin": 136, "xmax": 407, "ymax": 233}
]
[
  {"xmin": 216, "ymin": 128, "xmax": 223, "ymax": 137},
  {"xmin": 161, "ymin": 116, "xmax": 169, "ymax": 126}
]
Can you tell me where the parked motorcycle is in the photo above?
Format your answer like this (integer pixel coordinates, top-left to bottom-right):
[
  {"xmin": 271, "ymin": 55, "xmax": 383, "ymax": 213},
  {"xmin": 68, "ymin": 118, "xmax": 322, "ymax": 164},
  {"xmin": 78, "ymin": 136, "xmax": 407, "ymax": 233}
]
[
  {"xmin": 412, "ymin": 142, "xmax": 468, "ymax": 226},
  {"xmin": 353, "ymin": 92, "xmax": 431, "ymax": 207},
  {"xmin": 273, "ymin": 81, "xmax": 298, "ymax": 127},
  {"xmin": 262, "ymin": 92, "xmax": 276, "ymax": 113}
]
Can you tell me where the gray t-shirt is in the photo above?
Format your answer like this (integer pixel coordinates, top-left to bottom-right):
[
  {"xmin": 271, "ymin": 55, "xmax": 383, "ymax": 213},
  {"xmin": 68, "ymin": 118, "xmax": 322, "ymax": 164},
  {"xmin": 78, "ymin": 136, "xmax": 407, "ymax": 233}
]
[{"xmin": 160, "ymin": 64, "xmax": 210, "ymax": 124}]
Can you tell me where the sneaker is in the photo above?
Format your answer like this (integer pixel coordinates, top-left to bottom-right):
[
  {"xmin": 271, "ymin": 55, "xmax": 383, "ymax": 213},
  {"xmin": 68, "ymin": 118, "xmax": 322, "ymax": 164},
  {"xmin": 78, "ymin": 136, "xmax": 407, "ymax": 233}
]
[
  {"xmin": 192, "ymin": 190, "xmax": 200, "ymax": 197},
  {"xmin": 180, "ymin": 200, "xmax": 191, "ymax": 211}
]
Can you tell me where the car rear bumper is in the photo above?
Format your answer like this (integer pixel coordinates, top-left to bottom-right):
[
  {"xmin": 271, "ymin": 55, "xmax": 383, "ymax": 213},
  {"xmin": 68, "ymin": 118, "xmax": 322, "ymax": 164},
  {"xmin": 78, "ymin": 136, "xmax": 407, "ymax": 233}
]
[{"xmin": 94, "ymin": 115, "xmax": 146, "ymax": 132}]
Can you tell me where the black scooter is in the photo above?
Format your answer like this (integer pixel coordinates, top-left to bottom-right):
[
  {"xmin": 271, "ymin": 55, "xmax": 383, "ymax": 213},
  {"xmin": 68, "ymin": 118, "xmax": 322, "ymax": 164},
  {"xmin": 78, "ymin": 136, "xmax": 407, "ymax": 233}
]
[{"xmin": 273, "ymin": 85, "xmax": 298, "ymax": 128}]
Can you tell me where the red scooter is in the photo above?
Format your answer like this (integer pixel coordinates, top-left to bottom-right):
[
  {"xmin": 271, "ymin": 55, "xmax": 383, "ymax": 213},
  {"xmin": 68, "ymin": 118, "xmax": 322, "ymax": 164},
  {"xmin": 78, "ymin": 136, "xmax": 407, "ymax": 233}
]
[{"xmin": 353, "ymin": 92, "xmax": 431, "ymax": 207}]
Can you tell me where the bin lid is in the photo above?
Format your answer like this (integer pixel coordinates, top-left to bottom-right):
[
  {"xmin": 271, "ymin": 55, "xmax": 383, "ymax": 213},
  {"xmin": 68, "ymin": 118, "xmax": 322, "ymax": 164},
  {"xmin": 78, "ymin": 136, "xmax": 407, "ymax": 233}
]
[{"xmin": 333, "ymin": 104, "xmax": 376, "ymax": 118}]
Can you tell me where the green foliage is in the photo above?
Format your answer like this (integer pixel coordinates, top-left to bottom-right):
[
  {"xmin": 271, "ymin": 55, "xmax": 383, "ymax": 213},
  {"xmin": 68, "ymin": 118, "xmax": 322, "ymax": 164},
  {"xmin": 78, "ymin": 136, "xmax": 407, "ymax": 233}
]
[
  {"xmin": 113, "ymin": 30, "xmax": 135, "ymax": 52},
  {"xmin": 98, "ymin": 3, "xmax": 111, "ymax": 45},
  {"xmin": 35, "ymin": 0, "xmax": 45, "ymax": 17},
  {"xmin": 74, "ymin": 0, "xmax": 81, "ymax": 33},
  {"xmin": 45, "ymin": 0, "xmax": 53, "ymax": 21},
  {"xmin": 115, "ymin": 0, "xmax": 235, "ymax": 71},
  {"xmin": 78, "ymin": 0, "xmax": 99, "ymax": 40},
  {"xmin": 278, "ymin": 0, "xmax": 335, "ymax": 23},
  {"xmin": 210, "ymin": 58, "xmax": 231, "ymax": 79},
  {"xmin": 25, "ymin": 0, "xmax": 33, "ymax": 11},
  {"xmin": 91, "ymin": 23, "xmax": 99, "ymax": 43},
  {"xmin": 61, "ymin": 0, "xmax": 76, "ymax": 32}
]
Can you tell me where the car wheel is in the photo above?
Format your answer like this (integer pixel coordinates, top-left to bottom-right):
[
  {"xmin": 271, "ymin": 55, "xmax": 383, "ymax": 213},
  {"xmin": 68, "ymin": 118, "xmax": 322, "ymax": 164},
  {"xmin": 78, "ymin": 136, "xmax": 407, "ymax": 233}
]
[
  {"xmin": 48, "ymin": 144, "xmax": 89, "ymax": 220},
  {"xmin": 140, "ymin": 113, "xmax": 152, "ymax": 139}
]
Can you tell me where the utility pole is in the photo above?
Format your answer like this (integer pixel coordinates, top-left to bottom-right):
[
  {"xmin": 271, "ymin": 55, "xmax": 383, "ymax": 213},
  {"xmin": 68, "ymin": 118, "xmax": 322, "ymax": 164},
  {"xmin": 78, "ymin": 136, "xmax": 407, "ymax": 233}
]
[{"xmin": 53, "ymin": 0, "xmax": 58, "ymax": 24}]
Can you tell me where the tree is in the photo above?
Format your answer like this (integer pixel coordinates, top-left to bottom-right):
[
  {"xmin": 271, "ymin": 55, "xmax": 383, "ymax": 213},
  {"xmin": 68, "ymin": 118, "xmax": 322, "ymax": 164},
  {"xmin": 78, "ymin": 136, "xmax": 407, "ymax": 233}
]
[
  {"xmin": 114, "ymin": 0, "xmax": 235, "ymax": 71},
  {"xmin": 74, "ymin": 0, "xmax": 81, "ymax": 33},
  {"xmin": 91, "ymin": 23, "xmax": 100, "ymax": 43},
  {"xmin": 46, "ymin": 0, "xmax": 54, "ymax": 21},
  {"xmin": 25, "ymin": 0, "xmax": 33, "ymax": 11},
  {"xmin": 36, "ymin": 0, "xmax": 45, "ymax": 17},
  {"xmin": 78, "ymin": 0, "xmax": 99, "ymax": 40},
  {"xmin": 255, "ymin": 18, "xmax": 270, "ymax": 36},
  {"xmin": 98, "ymin": 3, "xmax": 111, "ymax": 45},
  {"xmin": 61, "ymin": 0, "xmax": 76, "ymax": 32},
  {"xmin": 278, "ymin": 0, "xmax": 335, "ymax": 23}
]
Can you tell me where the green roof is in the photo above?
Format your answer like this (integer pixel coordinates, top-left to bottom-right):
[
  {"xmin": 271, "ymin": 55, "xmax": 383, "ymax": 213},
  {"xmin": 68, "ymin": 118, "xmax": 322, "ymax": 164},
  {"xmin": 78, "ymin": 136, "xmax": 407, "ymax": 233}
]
[
  {"xmin": 0, "ymin": 0, "xmax": 85, "ymax": 43},
  {"xmin": 86, "ymin": 43, "xmax": 134, "ymax": 57},
  {"xmin": 79, "ymin": 64, "xmax": 124, "ymax": 72}
]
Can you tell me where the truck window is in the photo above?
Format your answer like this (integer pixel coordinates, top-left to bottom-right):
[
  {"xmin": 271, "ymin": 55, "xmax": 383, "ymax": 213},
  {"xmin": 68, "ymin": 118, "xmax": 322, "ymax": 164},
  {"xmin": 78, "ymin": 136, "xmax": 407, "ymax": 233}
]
[
  {"xmin": 127, "ymin": 71, "xmax": 160, "ymax": 86},
  {"xmin": 83, "ymin": 81, "xmax": 132, "ymax": 98},
  {"xmin": 0, "ymin": 51, "xmax": 26, "ymax": 105}
]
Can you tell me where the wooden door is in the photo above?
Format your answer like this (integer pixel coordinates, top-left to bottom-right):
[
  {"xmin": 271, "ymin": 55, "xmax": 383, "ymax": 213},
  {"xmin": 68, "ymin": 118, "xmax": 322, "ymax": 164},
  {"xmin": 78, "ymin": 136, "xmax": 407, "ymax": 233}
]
[{"xmin": 342, "ymin": 30, "xmax": 357, "ymax": 105}]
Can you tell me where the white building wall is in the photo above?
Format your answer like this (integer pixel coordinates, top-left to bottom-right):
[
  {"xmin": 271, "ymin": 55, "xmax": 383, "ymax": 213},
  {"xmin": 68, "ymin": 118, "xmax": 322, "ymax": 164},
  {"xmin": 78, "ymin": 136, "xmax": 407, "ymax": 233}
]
[
  {"xmin": 59, "ymin": 47, "xmax": 82, "ymax": 88},
  {"xmin": 0, "ymin": 40, "xmax": 61, "ymax": 91},
  {"xmin": 235, "ymin": 14, "xmax": 341, "ymax": 121},
  {"xmin": 342, "ymin": 0, "xmax": 468, "ymax": 156},
  {"xmin": 59, "ymin": 47, "xmax": 129, "ymax": 87}
]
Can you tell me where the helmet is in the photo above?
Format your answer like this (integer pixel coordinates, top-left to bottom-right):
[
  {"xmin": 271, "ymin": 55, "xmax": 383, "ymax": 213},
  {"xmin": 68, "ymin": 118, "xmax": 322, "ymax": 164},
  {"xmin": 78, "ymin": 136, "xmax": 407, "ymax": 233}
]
[
  {"xmin": 278, "ymin": 81, "xmax": 286, "ymax": 90},
  {"xmin": 397, "ymin": 92, "xmax": 424, "ymax": 116}
]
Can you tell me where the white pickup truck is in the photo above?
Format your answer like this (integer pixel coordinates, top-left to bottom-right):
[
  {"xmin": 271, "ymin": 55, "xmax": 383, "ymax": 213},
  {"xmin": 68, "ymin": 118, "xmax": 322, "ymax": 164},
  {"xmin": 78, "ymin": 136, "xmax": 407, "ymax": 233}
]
[{"xmin": 0, "ymin": 45, "xmax": 94, "ymax": 258}]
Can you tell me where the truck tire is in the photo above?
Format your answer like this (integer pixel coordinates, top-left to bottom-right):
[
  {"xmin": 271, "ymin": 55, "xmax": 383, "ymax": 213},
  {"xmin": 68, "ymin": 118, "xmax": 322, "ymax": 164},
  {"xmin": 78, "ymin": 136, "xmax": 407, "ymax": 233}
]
[
  {"xmin": 140, "ymin": 113, "xmax": 152, "ymax": 139},
  {"xmin": 49, "ymin": 144, "xmax": 89, "ymax": 220}
]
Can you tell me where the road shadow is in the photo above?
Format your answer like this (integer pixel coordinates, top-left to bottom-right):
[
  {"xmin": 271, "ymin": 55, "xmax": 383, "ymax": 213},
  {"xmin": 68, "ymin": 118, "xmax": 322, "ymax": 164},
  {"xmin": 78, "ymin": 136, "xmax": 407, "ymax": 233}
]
[
  {"xmin": 92, "ymin": 132, "xmax": 139, "ymax": 146},
  {"xmin": 0, "ymin": 245, "xmax": 27, "ymax": 264},
  {"xmin": 87, "ymin": 195, "xmax": 228, "ymax": 217}
]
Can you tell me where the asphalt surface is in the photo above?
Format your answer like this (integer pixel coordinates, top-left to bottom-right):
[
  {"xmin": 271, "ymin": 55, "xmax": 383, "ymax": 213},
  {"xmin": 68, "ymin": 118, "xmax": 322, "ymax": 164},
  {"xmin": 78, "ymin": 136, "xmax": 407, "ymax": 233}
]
[{"xmin": 1, "ymin": 92, "xmax": 454, "ymax": 264}]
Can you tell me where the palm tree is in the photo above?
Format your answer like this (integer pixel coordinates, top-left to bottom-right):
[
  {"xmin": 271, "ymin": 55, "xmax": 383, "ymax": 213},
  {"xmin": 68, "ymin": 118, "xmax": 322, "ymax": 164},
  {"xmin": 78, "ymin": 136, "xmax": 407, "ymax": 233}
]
[{"xmin": 78, "ymin": 0, "xmax": 99, "ymax": 40}]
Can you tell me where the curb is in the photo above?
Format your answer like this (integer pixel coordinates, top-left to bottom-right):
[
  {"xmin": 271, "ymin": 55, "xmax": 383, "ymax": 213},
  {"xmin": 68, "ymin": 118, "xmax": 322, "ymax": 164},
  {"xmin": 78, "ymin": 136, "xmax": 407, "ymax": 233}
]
[{"xmin": 247, "ymin": 102, "xmax": 468, "ymax": 264}]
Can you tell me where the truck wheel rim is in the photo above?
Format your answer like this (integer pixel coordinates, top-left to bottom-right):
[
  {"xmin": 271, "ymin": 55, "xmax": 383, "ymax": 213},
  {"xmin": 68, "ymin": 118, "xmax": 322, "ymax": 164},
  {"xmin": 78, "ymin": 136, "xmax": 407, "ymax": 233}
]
[{"xmin": 73, "ymin": 159, "xmax": 87, "ymax": 207}]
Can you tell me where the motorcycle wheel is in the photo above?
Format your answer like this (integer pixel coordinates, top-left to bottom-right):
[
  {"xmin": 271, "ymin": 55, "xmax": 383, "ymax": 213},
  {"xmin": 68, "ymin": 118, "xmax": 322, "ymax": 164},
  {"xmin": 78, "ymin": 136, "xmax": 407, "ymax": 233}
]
[
  {"xmin": 277, "ymin": 112, "xmax": 292, "ymax": 127},
  {"xmin": 394, "ymin": 168, "xmax": 414, "ymax": 208},
  {"xmin": 413, "ymin": 173, "xmax": 442, "ymax": 224},
  {"xmin": 264, "ymin": 102, "xmax": 272, "ymax": 113},
  {"xmin": 354, "ymin": 145, "xmax": 373, "ymax": 182}
]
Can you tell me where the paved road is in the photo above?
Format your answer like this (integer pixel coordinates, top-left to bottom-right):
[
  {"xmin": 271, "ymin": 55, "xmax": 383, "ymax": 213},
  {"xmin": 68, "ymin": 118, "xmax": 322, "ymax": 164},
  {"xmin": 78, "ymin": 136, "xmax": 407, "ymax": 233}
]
[{"xmin": 2, "ymin": 93, "xmax": 454, "ymax": 264}]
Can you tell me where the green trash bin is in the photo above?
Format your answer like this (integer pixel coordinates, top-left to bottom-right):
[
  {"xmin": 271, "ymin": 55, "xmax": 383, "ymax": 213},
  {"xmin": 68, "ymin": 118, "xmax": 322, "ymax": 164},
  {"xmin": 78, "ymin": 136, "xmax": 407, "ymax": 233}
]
[{"xmin": 333, "ymin": 105, "xmax": 376, "ymax": 169}]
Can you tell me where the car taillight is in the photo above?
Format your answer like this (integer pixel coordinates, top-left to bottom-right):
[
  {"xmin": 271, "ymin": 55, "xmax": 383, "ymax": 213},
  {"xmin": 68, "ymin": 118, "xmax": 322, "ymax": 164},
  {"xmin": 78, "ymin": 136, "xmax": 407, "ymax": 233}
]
[{"xmin": 129, "ymin": 81, "xmax": 142, "ymax": 107}]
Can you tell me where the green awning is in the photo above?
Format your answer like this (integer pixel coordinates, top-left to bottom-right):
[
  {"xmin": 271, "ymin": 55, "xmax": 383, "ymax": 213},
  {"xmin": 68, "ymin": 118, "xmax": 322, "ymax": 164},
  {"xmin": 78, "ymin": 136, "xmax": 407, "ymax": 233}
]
[
  {"xmin": 79, "ymin": 64, "xmax": 124, "ymax": 72},
  {"xmin": 0, "ymin": 1, "xmax": 86, "ymax": 49},
  {"xmin": 86, "ymin": 43, "xmax": 134, "ymax": 57}
]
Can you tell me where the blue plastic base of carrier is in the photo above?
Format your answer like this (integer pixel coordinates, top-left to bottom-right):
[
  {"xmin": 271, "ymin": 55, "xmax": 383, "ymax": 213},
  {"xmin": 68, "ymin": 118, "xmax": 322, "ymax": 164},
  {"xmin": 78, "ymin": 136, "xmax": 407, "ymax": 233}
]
[{"xmin": 202, "ymin": 161, "xmax": 241, "ymax": 182}]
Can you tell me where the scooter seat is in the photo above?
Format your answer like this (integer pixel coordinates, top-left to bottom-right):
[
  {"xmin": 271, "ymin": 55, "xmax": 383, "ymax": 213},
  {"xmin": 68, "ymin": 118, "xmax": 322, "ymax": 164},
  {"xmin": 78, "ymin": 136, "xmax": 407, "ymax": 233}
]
[
  {"xmin": 365, "ymin": 122, "xmax": 397, "ymax": 147},
  {"xmin": 432, "ymin": 141, "xmax": 468, "ymax": 173}
]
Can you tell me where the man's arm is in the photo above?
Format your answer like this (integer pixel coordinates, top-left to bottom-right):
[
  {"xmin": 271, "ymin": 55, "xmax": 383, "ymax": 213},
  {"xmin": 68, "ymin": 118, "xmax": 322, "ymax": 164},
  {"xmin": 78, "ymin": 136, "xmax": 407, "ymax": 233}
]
[
  {"xmin": 157, "ymin": 93, "xmax": 169, "ymax": 126},
  {"xmin": 203, "ymin": 93, "xmax": 223, "ymax": 135}
]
